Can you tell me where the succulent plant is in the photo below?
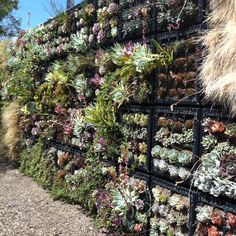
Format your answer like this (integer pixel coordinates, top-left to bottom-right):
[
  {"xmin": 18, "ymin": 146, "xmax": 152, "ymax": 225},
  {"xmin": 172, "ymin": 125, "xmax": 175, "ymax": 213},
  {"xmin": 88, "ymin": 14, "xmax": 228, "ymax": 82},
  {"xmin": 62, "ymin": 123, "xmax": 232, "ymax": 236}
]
[
  {"xmin": 107, "ymin": 3, "xmax": 119, "ymax": 15},
  {"xmin": 168, "ymin": 194, "xmax": 181, "ymax": 208},
  {"xmin": 152, "ymin": 145, "xmax": 192, "ymax": 165},
  {"xmin": 202, "ymin": 134, "xmax": 217, "ymax": 152},
  {"xmin": 220, "ymin": 153, "xmax": 236, "ymax": 181},
  {"xmin": 159, "ymin": 219, "xmax": 169, "ymax": 233},
  {"xmin": 178, "ymin": 167, "xmax": 191, "ymax": 180},
  {"xmin": 196, "ymin": 206, "xmax": 212, "ymax": 223},
  {"xmin": 203, "ymin": 118, "xmax": 225, "ymax": 133},
  {"xmin": 161, "ymin": 129, "xmax": 194, "ymax": 147},
  {"xmin": 225, "ymin": 123, "xmax": 236, "ymax": 137},
  {"xmin": 154, "ymin": 159, "xmax": 169, "ymax": 172},
  {"xmin": 168, "ymin": 165, "xmax": 179, "ymax": 177}
]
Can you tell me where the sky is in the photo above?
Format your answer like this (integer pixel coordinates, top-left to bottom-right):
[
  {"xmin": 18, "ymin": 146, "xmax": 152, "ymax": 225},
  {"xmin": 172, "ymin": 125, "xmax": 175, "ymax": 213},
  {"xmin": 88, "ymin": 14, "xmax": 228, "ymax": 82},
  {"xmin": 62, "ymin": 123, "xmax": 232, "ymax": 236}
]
[{"xmin": 15, "ymin": 0, "xmax": 82, "ymax": 30}]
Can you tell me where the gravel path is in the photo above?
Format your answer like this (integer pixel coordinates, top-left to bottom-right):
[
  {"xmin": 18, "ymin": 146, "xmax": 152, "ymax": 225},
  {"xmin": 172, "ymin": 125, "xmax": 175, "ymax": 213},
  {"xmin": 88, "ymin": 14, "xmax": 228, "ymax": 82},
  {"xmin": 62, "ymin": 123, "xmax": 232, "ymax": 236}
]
[{"xmin": 0, "ymin": 156, "xmax": 106, "ymax": 236}]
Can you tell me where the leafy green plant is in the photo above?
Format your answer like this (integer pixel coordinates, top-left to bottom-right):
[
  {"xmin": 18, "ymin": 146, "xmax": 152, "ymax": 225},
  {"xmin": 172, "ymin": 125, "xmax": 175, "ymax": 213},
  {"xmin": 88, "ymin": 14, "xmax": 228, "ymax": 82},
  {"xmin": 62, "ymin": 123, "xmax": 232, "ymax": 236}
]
[{"xmin": 19, "ymin": 140, "xmax": 55, "ymax": 188}]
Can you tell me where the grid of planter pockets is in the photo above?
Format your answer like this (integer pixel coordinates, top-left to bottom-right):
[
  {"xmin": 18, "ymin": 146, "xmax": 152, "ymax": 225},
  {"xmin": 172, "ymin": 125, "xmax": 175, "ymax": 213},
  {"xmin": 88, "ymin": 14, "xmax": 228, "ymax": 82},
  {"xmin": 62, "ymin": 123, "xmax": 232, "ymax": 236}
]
[{"xmin": 7, "ymin": 0, "xmax": 236, "ymax": 235}]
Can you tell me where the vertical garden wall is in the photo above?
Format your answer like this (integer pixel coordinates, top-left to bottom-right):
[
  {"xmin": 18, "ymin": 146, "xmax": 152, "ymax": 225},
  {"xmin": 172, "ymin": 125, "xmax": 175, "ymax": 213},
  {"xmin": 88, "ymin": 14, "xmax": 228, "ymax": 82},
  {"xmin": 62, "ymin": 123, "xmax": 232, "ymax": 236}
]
[{"xmin": 1, "ymin": 0, "xmax": 236, "ymax": 235}]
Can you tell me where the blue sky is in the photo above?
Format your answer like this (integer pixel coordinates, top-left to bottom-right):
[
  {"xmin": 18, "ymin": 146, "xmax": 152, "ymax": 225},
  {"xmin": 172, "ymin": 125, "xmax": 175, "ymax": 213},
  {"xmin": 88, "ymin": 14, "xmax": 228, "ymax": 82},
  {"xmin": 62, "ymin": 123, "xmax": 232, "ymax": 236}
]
[{"xmin": 16, "ymin": 0, "xmax": 82, "ymax": 29}]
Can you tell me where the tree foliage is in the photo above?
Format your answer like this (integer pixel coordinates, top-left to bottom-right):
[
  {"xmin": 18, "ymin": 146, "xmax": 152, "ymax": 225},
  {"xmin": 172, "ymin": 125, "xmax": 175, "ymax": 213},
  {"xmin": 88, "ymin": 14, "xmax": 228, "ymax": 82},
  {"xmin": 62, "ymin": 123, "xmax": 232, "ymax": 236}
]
[{"xmin": 0, "ymin": 0, "xmax": 20, "ymax": 37}]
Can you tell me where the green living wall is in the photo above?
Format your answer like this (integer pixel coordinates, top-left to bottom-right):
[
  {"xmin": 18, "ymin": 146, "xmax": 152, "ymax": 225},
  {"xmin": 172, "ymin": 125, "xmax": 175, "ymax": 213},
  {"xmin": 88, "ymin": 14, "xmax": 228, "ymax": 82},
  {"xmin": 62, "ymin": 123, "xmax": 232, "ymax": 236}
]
[{"xmin": 1, "ymin": 0, "xmax": 236, "ymax": 235}]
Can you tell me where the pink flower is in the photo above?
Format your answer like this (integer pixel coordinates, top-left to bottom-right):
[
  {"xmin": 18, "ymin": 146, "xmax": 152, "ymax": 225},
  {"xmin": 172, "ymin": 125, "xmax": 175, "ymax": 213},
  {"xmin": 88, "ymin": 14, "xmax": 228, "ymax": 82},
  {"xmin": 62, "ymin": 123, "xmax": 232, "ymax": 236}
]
[
  {"xmin": 124, "ymin": 43, "xmax": 134, "ymax": 57},
  {"xmin": 91, "ymin": 73, "xmax": 102, "ymax": 88},
  {"xmin": 167, "ymin": 23, "xmax": 180, "ymax": 31},
  {"xmin": 208, "ymin": 226, "xmax": 220, "ymax": 236},
  {"xmin": 98, "ymin": 137, "xmax": 105, "ymax": 145},
  {"xmin": 54, "ymin": 104, "xmax": 62, "ymax": 114},
  {"xmin": 63, "ymin": 124, "xmax": 73, "ymax": 135},
  {"xmin": 112, "ymin": 216, "xmax": 122, "ymax": 227},
  {"xmin": 134, "ymin": 224, "xmax": 143, "ymax": 233}
]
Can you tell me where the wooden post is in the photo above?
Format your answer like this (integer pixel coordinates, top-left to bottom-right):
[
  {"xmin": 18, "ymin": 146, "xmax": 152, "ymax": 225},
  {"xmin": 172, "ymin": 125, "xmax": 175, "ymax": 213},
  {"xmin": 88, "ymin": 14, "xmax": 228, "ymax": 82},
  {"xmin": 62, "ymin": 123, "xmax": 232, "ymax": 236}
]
[{"xmin": 67, "ymin": 0, "xmax": 75, "ymax": 9}]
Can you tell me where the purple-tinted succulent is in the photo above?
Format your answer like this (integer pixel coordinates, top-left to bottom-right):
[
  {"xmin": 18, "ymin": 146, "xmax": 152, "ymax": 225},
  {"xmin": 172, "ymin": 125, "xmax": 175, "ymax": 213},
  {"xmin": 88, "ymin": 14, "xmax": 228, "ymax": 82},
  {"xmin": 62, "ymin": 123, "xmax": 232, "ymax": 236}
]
[
  {"xmin": 98, "ymin": 137, "xmax": 106, "ymax": 146},
  {"xmin": 90, "ymin": 73, "xmax": 102, "ymax": 88},
  {"xmin": 112, "ymin": 216, "xmax": 122, "ymax": 227},
  {"xmin": 92, "ymin": 23, "xmax": 100, "ymax": 34},
  {"xmin": 220, "ymin": 154, "xmax": 236, "ymax": 181},
  {"xmin": 135, "ymin": 199, "xmax": 144, "ymax": 210},
  {"xmin": 107, "ymin": 3, "xmax": 119, "ymax": 15},
  {"xmin": 54, "ymin": 104, "xmax": 62, "ymax": 114},
  {"xmin": 124, "ymin": 43, "xmax": 134, "ymax": 57},
  {"xmin": 95, "ymin": 191, "xmax": 111, "ymax": 209},
  {"xmin": 56, "ymin": 44, "xmax": 64, "ymax": 54},
  {"xmin": 97, "ymin": 30, "xmax": 106, "ymax": 44},
  {"xmin": 31, "ymin": 127, "xmax": 40, "ymax": 136},
  {"xmin": 95, "ymin": 50, "xmax": 103, "ymax": 65},
  {"xmin": 63, "ymin": 124, "xmax": 73, "ymax": 135}
]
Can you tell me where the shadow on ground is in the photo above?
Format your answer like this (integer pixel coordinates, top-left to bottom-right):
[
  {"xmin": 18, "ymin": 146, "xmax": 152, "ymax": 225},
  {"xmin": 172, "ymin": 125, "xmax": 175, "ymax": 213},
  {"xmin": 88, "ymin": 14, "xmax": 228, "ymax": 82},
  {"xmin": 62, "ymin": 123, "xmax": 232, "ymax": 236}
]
[{"xmin": 0, "ymin": 145, "xmax": 18, "ymax": 173}]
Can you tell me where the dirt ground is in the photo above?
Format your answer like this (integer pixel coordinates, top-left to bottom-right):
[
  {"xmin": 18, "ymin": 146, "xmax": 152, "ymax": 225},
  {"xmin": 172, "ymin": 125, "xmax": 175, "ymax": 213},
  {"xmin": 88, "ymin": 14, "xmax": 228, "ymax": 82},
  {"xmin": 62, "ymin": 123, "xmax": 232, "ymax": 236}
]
[{"xmin": 0, "ymin": 156, "xmax": 106, "ymax": 236}]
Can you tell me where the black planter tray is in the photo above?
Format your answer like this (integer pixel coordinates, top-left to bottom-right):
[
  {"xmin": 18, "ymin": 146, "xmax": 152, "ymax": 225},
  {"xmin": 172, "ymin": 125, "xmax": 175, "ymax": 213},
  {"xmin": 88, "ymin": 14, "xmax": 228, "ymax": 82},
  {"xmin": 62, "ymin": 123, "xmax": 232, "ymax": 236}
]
[
  {"xmin": 150, "ymin": 106, "xmax": 202, "ymax": 183},
  {"xmin": 192, "ymin": 108, "xmax": 236, "ymax": 200},
  {"xmin": 154, "ymin": 25, "xmax": 204, "ymax": 106},
  {"xmin": 46, "ymin": 140, "xmax": 83, "ymax": 155},
  {"xmin": 150, "ymin": 176, "xmax": 198, "ymax": 236},
  {"xmin": 199, "ymin": 107, "xmax": 236, "ymax": 154},
  {"xmin": 118, "ymin": 105, "xmax": 153, "ymax": 173},
  {"xmin": 194, "ymin": 192, "xmax": 236, "ymax": 235}
]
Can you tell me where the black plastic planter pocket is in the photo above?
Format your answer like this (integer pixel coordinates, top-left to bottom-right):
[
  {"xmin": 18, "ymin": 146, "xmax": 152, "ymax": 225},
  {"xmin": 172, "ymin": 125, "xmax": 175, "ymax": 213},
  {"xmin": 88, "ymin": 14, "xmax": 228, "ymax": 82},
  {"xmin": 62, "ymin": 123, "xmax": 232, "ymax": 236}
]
[
  {"xmin": 119, "ymin": 0, "xmax": 156, "ymax": 42},
  {"xmin": 155, "ymin": 0, "xmax": 206, "ymax": 33},
  {"xmin": 47, "ymin": 139, "xmax": 83, "ymax": 155},
  {"xmin": 194, "ymin": 193, "xmax": 236, "ymax": 236},
  {"xmin": 45, "ymin": 141, "xmax": 87, "ymax": 176},
  {"xmin": 151, "ymin": 106, "xmax": 201, "ymax": 183},
  {"xmin": 154, "ymin": 25, "xmax": 203, "ymax": 106},
  {"xmin": 118, "ymin": 105, "xmax": 152, "ymax": 173},
  {"xmin": 150, "ymin": 176, "xmax": 198, "ymax": 236},
  {"xmin": 193, "ymin": 108, "xmax": 236, "ymax": 200}
]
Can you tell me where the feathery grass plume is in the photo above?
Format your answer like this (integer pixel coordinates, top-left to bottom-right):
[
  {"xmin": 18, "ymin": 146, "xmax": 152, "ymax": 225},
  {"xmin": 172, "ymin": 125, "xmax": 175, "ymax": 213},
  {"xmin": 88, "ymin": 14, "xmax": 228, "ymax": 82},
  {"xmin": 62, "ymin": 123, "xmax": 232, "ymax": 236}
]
[
  {"xmin": 200, "ymin": 0, "xmax": 236, "ymax": 114},
  {"xmin": 1, "ymin": 101, "xmax": 20, "ymax": 160}
]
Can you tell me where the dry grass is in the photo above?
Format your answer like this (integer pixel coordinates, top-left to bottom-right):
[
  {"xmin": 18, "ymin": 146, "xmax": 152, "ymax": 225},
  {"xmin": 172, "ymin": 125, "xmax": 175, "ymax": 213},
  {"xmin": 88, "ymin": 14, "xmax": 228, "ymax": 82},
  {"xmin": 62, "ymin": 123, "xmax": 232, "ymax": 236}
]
[
  {"xmin": 1, "ymin": 101, "xmax": 21, "ymax": 160},
  {"xmin": 200, "ymin": 0, "xmax": 236, "ymax": 114}
]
